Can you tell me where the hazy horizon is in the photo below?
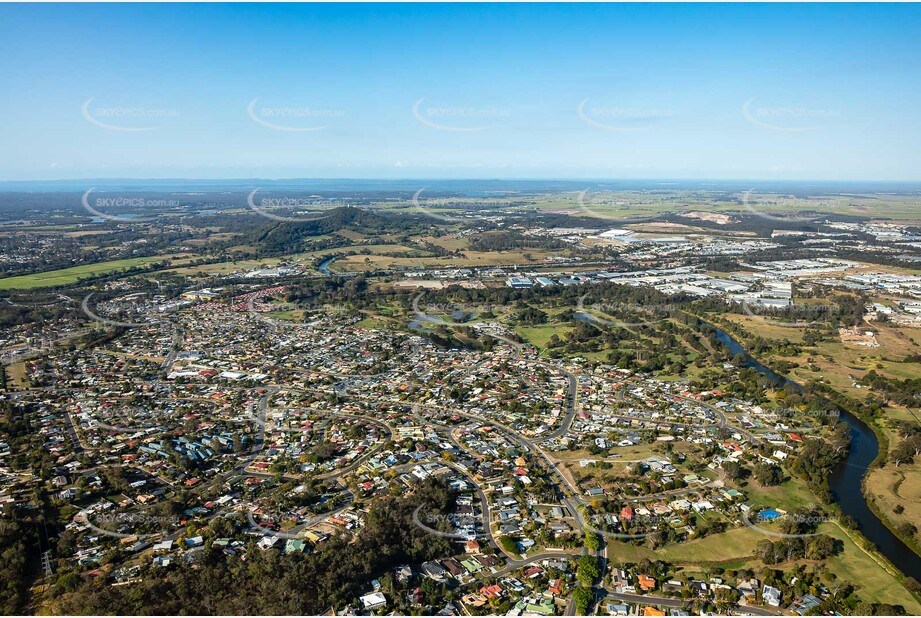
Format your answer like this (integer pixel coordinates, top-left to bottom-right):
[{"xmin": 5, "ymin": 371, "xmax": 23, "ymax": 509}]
[{"xmin": 0, "ymin": 176, "xmax": 921, "ymax": 191}]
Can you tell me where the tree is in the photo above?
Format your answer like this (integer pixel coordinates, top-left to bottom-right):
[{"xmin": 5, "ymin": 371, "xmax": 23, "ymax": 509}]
[
  {"xmin": 576, "ymin": 555, "xmax": 601, "ymax": 586},
  {"xmin": 753, "ymin": 462, "xmax": 782, "ymax": 486},
  {"xmin": 572, "ymin": 586, "xmax": 594, "ymax": 615},
  {"xmin": 57, "ymin": 477, "xmax": 459, "ymax": 615},
  {"xmin": 895, "ymin": 522, "xmax": 917, "ymax": 540},
  {"xmin": 722, "ymin": 460, "xmax": 748, "ymax": 481},
  {"xmin": 583, "ymin": 528, "xmax": 601, "ymax": 552},
  {"xmin": 498, "ymin": 536, "xmax": 519, "ymax": 555}
]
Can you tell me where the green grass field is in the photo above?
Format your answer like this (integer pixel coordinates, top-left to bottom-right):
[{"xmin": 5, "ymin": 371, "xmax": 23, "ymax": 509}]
[
  {"xmin": 532, "ymin": 190, "xmax": 921, "ymax": 222},
  {"xmin": 0, "ymin": 255, "xmax": 192, "ymax": 290},
  {"xmin": 821, "ymin": 523, "xmax": 921, "ymax": 612},
  {"xmin": 607, "ymin": 522, "xmax": 921, "ymax": 611},
  {"xmin": 514, "ymin": 324, "xmax": 568, "ymax": 349}
]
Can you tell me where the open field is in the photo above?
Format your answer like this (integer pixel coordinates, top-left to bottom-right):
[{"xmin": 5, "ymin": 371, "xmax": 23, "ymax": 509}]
[
  {"xmin": 739, "ymin": 477, "xmax": 823, "ymax": 513},
  {"xmin": 866, "ymin": 463, "xmax": 921, "ymax": 555},
  {"xmin": 659, "ymin": 525, "xmax": 764, "ymax": 562},
  {"xmin": 325, "ymin": 243, "xmax": 416, "ymax": 256},
  {"xmin": 718, "ymin": 312, "xmax": 921, "ymax": 399},
  {"xmin": 606, "ymin": 521, "xmax": 921, "ymax": 612},
  {"xmin": 417, "ymin": 235, "xmax": 470, "ymax": 251},
  {"xmin": 514, "ymin": 324, "xmax": 569, "ymax": 349},
  {"xmin": 0, "ymin": 254, "xmax": 195, "ymax": 290},
  {"xmin": 61, "ymin": 230, "xmax": 114, "ymax": 238},
  {"xmin": 153, "ymin": 244, "xmax": 417, "ymax": 277},
  {"xmin": 554, "ymin": 442, "xmax": 675, "ymax": 464},
  {"xmin": 532, "ymin": 191, "xmax": 921, "ymax": 222},
  {"xmin": 330, "ymin": 248, "xmax": 566, "ymax": 272},
  {"xmin": 715, "ymin": 306, "xmax": 921, "ymax": 607},
  {"xmin": 158, "ymin": 258, "xmax": 285, "ymax": 277},
  {"xmin": 821, "ymin": 523, "xmax": 921, "ymax": 612},
  {"xmin": 721, "ymin": 314, "xmax": 809, "ymax": 344},
  {"xmin": 5, "ymin": 362, "xmax": 29, "ymax": 389},
  {"xmin": 355, "ymin": 315, "xmax": 405, "ymax": 330}
]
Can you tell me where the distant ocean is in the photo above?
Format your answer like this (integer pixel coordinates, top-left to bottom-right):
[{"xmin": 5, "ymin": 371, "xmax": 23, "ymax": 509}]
[{"xmin": 1, "ymin": 178, "xmax": 919, "ymax": 194}]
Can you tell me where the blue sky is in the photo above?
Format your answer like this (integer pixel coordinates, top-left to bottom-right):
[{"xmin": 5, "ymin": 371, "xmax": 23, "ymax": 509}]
[{"xmin": 1, "ymin": 3, "xmax": 919, "ymax": 181}]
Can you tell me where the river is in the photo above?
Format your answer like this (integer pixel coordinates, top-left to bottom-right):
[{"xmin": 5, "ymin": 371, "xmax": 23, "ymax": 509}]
[
  {"xmin": 712, "ymin": 326, "xmax": 921, "ymax": 580},
  {"xmin": 317, "ymin": 256, "xmax": 336, "ymax": 275}
]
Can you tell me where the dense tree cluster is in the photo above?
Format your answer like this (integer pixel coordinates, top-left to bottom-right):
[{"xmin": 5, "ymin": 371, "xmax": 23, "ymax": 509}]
[
  {"xmin": 467, "ymin": 230, "xmax": 566, "ymax": 252},
  {"xmin": 0, "ymin": 515, "xmax": 35, "ymax": 614},
  {"xmin": 755, "ymin": 534, "xmax": 843, "ymax": 564},
  {"xmin": 53, "ymin": 479, "xmax": 457, "ymax": 615},
  {"xmin": 891, "ymin": 433, "xmax": 921, "ymax": 467},
  {"xmin": 859, "ymin": 371, "xmax": 921, "ymax": 408},
  {"xmin": 791, "ymin": 426, "xmax": 851, "ymax": 502}
]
